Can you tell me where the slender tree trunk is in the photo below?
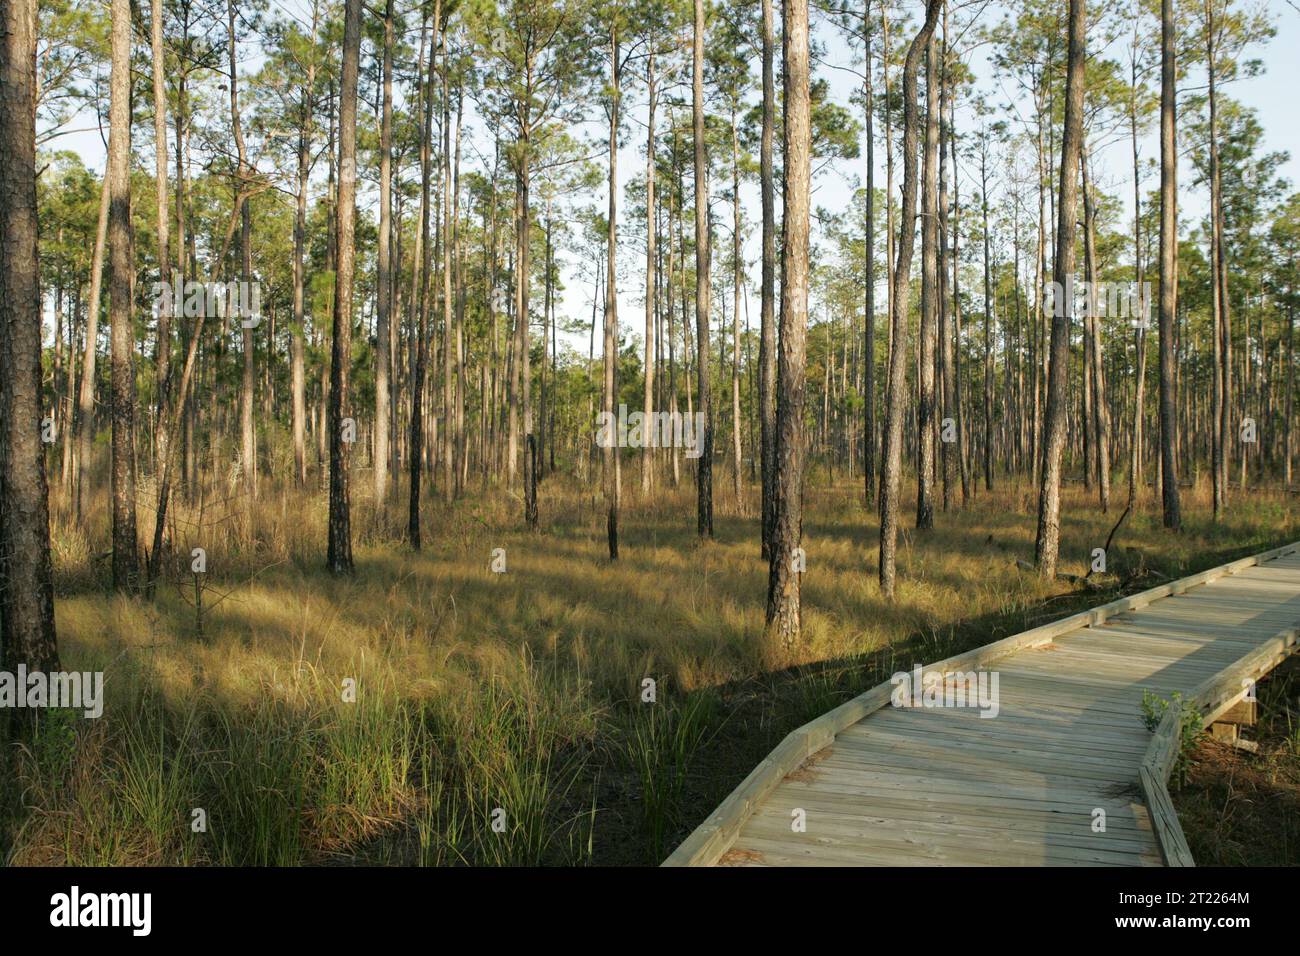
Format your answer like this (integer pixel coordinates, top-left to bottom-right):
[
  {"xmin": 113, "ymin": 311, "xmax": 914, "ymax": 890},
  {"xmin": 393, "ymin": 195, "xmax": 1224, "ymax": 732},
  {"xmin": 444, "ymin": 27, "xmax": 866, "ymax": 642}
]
[
  {"xmin": 916, "ymin": 32, "xmax": 938, "ymax": 530},
  {"xmin": 642, "ymin": 50, "xmax": 657, "ymax": 496},
  {"xmin": 879, "ymin": 0, "xmax": 942, "ymax": 598},
  {"xmin": 374, "ymin": 0, "xmax": 393, "ymax": 503},
  {"xmin": 759, "ymin": 0, "xmax": 776, "ymax": 556},
  {"xmin": 1285, "ymin": 292, "xmax": 1294, "ymax": 487},
  {"xmin": 228, "ymin": 0, "xmax": 256, "ymax": 499},
  {"xmin": 1033, "ymin": 0, "xmax": 1086, "ymax": 578},
  {"xmin": 864, "ymin": 3, "xmax": 877, "ymax": 507},
  {"xmin": 0, "ymin": 0, "xmax": 60, "ymax": 683},
  {"xmin": 441, "ymin": 49, "xmax": 454, "ymax": 504},
  {"xmin": 327, "ymin": 0, "xmax": 361, "ymax": 574},
  {"xmin": 1158, "ymin": 0, "xmax": 1182, "ymax": 529},
  {"xmin": 150, "ymin": 0, "xmax": 170, "ymax": 477},
  {"xmin": 1128, "ymin": 47, "xmax": 1146, "ymax": 510},
  {"xmin": 980, "ymin": 127, "xmax": 994, "ymax": 491},
  {"xmin": 75, "ymin": 172, "xmax": 109, "ymax": 519},
  {"xmin": 731, "ymin": 106, "xmax": 743, "ymax": 507},
  {"xmin": 291, "ymin": 7, "xmax": 317, "ymax": 488},
  {"xmin": 409, "ymin": 8, "xmax": 436, "ymax": 548},
  {"xmin": 766, "ymin": 0, "xmax": 812, "ymax": 648},
  {"xmin": 108, "ymin": 0, "xmax": 138, "ymax": 592},
  {"xmin": 694, "ymin": 0, "xmax": 714, "ymax": 538},
  {"xmin": 1082, "ymin": 144, "xmax": 1110, "ymax": 513},
  {"xmin": 604, "ymin": 21, "xmax": 620, "ymax": 557}
]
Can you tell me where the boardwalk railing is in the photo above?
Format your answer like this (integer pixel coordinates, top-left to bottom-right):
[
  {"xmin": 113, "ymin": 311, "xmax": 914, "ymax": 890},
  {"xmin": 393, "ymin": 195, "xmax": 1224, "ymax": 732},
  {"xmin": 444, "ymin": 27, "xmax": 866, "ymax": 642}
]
[{"xmin": 664, "ymin": 540, "xmax": 1300, "ymax": 868}]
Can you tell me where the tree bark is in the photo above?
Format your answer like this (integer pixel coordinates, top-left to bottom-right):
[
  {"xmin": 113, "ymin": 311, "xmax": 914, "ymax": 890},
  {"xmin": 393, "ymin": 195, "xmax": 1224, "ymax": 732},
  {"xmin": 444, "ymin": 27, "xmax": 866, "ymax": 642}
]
[
  {"xmin": 227, "ymin": 0, "xmax": 256, "ymax": 499},
  {"xmin": 108, "ymin": 0, "xmax": 138, "ymax": 592},
  {"xmin": 327, "ymin": 0, "xmax": 361, "ymax": 574},
  {"xmin": 879, "ymin": 0, "xmax": 942, "ymax": 599},
  {"xmin": 0, "ymin": 0, "xmax": 60, "ymax": 683},
  {"xmin": 693, "ymin": 0, "xmax": 713, "ymax": 538},
  {"xmin": 642, "ymin": 50, "xmax": 657, "ymax": 496},
  {"xmin": 75, "ymin": 170, "xmax": 109, "ymax": 520},
  {"xmin": 916, "ymin": 32, "xmax": 938, "ymax": 530},
  {"xmin": 374, "ymin": 0, "xmax": 393, "ymax": 503},
  {"xmin": 766, "ymin": 0, "xmax": 812, "ymax": 648},
  {"xmin": 863, "ymin": 2, "xmax": 876, "ymax": 507},
  {"xmin": 604, "ymin": 21, "xmax": 620, "ymax": 557},
  {"xmin": 759, "ymin": 0, "xmax": 776, "ymax": 556},
  {"xmin": 150, "ymin": 0, "xmax": 170, "ymax": 476},
  {"xmin": 1158, "ymin": 0, "xmax": 1182, "ymax": 529},
  {"xmin": 1033, "ymin": 0, "xmax": 1086, "ymax": 578},
  {"xmin": 408, "ymin": 8, "xmax": 436, "ymax": 548}
]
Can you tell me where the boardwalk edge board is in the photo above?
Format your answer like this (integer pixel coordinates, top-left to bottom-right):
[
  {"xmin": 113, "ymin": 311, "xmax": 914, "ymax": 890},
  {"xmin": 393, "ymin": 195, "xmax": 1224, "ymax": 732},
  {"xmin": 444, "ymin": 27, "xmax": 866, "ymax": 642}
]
[{"xmin": 662, "ymin": 540, "xmax": 1300, "ymax": 868}]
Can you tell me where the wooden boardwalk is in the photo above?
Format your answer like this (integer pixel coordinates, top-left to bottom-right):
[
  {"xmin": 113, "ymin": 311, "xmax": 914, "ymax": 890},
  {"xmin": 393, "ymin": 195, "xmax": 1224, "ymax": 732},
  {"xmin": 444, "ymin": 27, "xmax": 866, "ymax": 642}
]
[{"xmin": 665, "ymin": 542, "xmax": 1300, "ymax": 867}]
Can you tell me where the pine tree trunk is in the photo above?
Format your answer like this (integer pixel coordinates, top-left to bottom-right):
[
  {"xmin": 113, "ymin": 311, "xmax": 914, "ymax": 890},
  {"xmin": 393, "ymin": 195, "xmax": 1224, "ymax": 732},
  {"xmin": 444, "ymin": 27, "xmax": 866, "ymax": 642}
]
[
  {"xmin": 766, "ymin": 0, "xmax": 812, "ymax": 648},
  {"xmin": 604, "ymin": 23, "xmax": 620, "ymax": 557},
  {"xmin": 108, "ymin": 0, "xmax": 138, "ymax": 593},
  {"xmin": 327, "ymin": 0, "xmax": 361, "ymax": 574},
  {"xmin": 759, "ymin": 0, "xmax": 776, "ymax": 556},
  {"xmin": 879, "ymin": 0, "xmax": 942, "ymax": 598},
  {"xmin": 916, "ymin": 32, "xmax": 938, "ymax": 531},
  {"xmin": 75, "ymin": 171, "xmax": 109, "ymax": 520},
  {"xmin": 0, "ymin": 0, "xmax": 60, "ymax": 683},
  {"xmin": 1158, "ymin": 0, "xmax": 1182, "ymax": 529},
  {"xmin": 643, "ymin": 51, "xmax": 657, "ymax": 497},
  {"xmin": 693, "ymin": 0, "xmax": 714, "ymax": 539},
  {"xmin": 374, "ymin": 0, "xmax": 393, "ymax": 503}
]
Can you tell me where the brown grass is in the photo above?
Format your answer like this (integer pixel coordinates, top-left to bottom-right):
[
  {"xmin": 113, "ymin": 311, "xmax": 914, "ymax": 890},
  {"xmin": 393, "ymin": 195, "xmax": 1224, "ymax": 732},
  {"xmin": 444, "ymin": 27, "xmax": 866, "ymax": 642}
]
[{"xmin": 4, "ymin": 466, "xmax": 1295, "ymax": 865}]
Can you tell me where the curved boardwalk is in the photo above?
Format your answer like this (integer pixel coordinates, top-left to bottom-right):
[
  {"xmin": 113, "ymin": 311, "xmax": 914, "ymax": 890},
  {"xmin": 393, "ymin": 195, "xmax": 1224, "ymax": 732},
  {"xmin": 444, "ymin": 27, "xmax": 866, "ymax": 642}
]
[{"xmin": 665, "ymin": 542, "xmax": 1300, "ymax": 867}]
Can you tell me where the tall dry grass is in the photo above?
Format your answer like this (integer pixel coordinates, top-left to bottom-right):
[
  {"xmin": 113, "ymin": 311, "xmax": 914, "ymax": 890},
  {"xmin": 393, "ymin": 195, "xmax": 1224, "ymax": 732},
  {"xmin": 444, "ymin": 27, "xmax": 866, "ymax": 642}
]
[{"xmin": 5, "ymin": 463, "xmax": 1295, "ymax": 864}]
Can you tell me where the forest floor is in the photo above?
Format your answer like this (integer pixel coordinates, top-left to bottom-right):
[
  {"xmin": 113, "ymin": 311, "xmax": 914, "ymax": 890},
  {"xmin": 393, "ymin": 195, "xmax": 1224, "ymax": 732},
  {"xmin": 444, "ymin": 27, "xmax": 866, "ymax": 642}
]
[{"xmin": 2, "ymin": 467, "xmax": 1296, "ymax": 865}]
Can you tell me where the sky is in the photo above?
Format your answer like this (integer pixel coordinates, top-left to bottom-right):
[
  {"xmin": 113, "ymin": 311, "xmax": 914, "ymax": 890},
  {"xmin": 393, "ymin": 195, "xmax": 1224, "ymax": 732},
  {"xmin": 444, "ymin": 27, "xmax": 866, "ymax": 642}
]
[{"xmin": 40, "ymin": 0, "xmax": 1300, "ymax": 357}]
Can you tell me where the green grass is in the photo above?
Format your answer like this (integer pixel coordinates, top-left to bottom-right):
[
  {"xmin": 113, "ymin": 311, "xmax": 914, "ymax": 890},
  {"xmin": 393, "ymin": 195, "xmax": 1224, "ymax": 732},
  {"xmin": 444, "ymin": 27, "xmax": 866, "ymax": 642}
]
[{"xmin": 3, "ymin": 469, "xmax": 1295, "ymax": 865}]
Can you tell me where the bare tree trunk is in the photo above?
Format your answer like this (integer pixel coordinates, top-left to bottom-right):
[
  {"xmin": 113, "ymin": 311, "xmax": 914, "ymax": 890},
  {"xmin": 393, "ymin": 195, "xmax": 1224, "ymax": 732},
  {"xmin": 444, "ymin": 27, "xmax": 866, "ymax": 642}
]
[
  {"xmin": 604, "ymin": 21, "xmax": 620, "ymax": 557},
  {"xmin": 327, "ymin": 0, "xmax": 361, "ymax": 574},
  {"xmin": 1285, "ymin": 291, "xmax": 1294, "ymax": 487},
  {"xmin": 151, "ymin": 0, "xmax": 170, "ymax": 477},
  {"xmin": 408, "ymin": 8, "xmax": 436, "ymax": 548},
  {"xmin": 880, "ymin": 0, "xmax": 942, "ymax": 598},
  {"xmin": 1128, "ymin": 41, "xmax": 1146, "ymax": 510},
  {"xmin": 441, "ymin": 48, "xmax": 454, "ymax": 504},
  {"xmin": 731, "ymin": 106, "xmax": 743, "ymax": 508},
  {"xmin": 980, "ymin": 123, "xmax": 994, "ymax": 492},
  {"xmin": 1158, "ymin": 0, "xmax": 1182, "ymax": 529},
  {"xmin": 1206, "ymin": 3, "xmax": 1230, "ymax": 516},
  {"xmin": 228, "ymin": 0, "xmax": 256, "ymax": 499},
  {"xmin": 916, "ymin": 31, "xmax": 938, "ymax": 530},
  {"xmin": 643, "ymin": 50, "xmax": 657, "ymax": 496},
  {"xmin": 0, "ymin": 0, "xmax": 60, "ymax": 683},
  {"xmin": 759, "ymin": 0, "xmax": 776, "ymax": 556},
  {"xmin": 766, "ymin": 0, "xmax": 812, "ymax": 648},
  {"xmin": 291, "ymin": 5, "xmax": 317, "ymax": 488},
  {"xmin": 864, "ymin": 2, "xmax": 877, "ymax": 507},
  {"xmin": 374, "ymin": 0, "xmax": 393, "ymax": 503},
  {"xmin": 1033, "ymin": 0, "xmax": 1086, "ymax": 578},
  {"xmin": 1082, "ymin": 144, "xmax": 1110, "ymax": 513},
  {"xmin": 693, "ymin": 0, "xmax": 713, "ymax": 538},
  {"xmin": 75, "ymin": 172, "xmax": 109, "ymax": 520},
  {"xmin": 454, "ymin": 85, "xmax": 466, "ymax": 494},
  {"xmin": 108, "ymin": 0, "xmax": 138, "ymax": 593}
]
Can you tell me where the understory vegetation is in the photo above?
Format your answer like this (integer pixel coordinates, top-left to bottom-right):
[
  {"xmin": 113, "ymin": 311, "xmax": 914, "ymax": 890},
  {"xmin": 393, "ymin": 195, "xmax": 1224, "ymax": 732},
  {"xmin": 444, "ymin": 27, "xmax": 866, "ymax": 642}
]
[{"xmin": 3, "ymin": 476, "xmax": 1292, "ymax": 865}]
